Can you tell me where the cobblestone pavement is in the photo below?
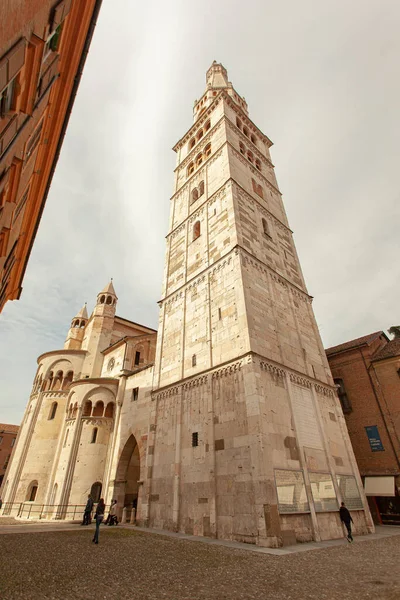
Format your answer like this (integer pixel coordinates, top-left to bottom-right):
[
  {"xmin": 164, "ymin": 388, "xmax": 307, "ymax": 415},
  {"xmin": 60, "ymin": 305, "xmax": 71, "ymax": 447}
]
[{"xmin": 0, "ymin": 527, "xmax": 399, "ymax": 600}]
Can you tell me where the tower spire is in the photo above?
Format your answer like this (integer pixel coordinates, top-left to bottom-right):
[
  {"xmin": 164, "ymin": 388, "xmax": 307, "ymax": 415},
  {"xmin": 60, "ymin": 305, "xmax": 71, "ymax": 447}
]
[{"xmin": 193, "ymin": 61, "xmax": 248, "ymax": 122}]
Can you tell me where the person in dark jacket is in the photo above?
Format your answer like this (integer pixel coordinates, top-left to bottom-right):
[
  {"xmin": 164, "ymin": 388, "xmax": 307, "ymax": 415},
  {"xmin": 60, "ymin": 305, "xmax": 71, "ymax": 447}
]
[
  {"xmin": 82, "ymin": 495, "xmax": 93, "ymax": 526},
  {"xmin": 92, "ymin": 498, "xmax": 105, "ymax": 544},
  {"xmin": 339, "ymin": 502, "xmax": 354, "ymax": 542}
]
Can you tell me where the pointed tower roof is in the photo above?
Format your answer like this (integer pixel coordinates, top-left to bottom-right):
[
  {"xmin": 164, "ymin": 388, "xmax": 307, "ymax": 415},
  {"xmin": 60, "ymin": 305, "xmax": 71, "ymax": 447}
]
[
  {"xmin": 76, "ymin": 304, "xmax": 88, "ymax": 319},
  {"xmin": 100, "ymin": 280, "xmax": 116, "ymax": 296},
  {"xmin": 206, "ymin": 61, "xmax": 230, "ymax": 89}
]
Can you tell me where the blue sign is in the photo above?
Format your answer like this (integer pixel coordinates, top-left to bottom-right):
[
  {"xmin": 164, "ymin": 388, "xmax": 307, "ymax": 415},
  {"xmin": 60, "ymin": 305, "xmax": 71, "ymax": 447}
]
[{"xmin": 365, "ymin": 426, "xmax": 384, "ymax": 452}]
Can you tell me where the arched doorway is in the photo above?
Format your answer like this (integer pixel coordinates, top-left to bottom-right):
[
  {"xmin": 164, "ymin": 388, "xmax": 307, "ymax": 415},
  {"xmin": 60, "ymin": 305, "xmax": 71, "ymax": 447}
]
[
  {"xmin": 114, "ymin": 435, "xmax": 140, "ymax": 520},
  {"xmin": 90, "ymin": 481, "xmax": 102, "ymax": 503}
]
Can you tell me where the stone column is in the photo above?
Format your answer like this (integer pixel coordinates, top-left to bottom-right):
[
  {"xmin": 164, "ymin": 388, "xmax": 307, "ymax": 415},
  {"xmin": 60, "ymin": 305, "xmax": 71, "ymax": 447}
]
[
  {"xmin": 103, "ymin": 376, "xmax": 127, "ymax": 505},
  {"xmin": 57, "ymin": 403, "xmax": 83, "ymax": 518}
]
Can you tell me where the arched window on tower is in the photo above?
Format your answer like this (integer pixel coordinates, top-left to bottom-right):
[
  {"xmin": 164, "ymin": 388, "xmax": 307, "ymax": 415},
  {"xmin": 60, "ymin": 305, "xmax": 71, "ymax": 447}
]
[
  {"xmin": 26, "ymin": 481, "xmax": 38, "ymax": 502},
  {"xmin": 196, "ymin": 153, "xmax": 203, "ymax": 168},
  {"xmin": 91, "ymin": 428, "xmax": 98, "ymax": 444},
  {"xmin": 99, "ymin": 295, "xmax": 105, "ymax": 304},
  {"xmin": 73, "ymin": 320, "xmax": 80, "ymax": 328},
  {"xmin": 52, "ymin": 371, "xmax": 63, "ymax": 390},
  {"xmin": 204, "ymin": 143, "xmax": 211, "ymax": 158},
  {"xmin": 192, "ymin": 187, "xmax": 199, "ymax": 203},
  {"xmin": 262, "ymin": 218, "xmax": 271, "ymax": 238},
  {"xmin": 187, "ymin": 162, "xmax": 194, "ymax": 177},
  {"xmin": 45, "ymin": 371, "xmax": 53, "ymax": 391},
  {"xmin": 106, "ymin": 295, "xmax": 112, "ymax": 305},
  {"xmin": 251, "ymin": 134, "xmax": 257, "ymax": 145},
  {"xmin": 105, "ymin": 402, "xmax": 114, "ymax": 418},
  {"xmin": 189, "ymin": 138, "xmax": 195, "ymax": 150},
  {"xmin": 236, "ymin": 117, "xmax": 242, "ymax": 130},
  {"xmin": 204, "ymin": 120, "xmax": 211, "ymax": 132},
  {"xmin": 199, "ymin": 180, "xmax": 205, "ymax": 196},
  {"xmin": 93, "ymin": 401, "xmax": 104, "ymax": 417},
  {"xmin": 83, "ymin": 401, "xmax": 92, "ymax": 417},
  {"xmin": 48, "ymin": 402, "xmax": 58, "ymax": 420},
  {"xmin": 247, "ymin": 151, "xmax": 254, "ymax": 164},
  {"xmin": 196, "ymin": 129, "xmax": 204, "ymax": 142},
  {"xmin": 193, "ymin": 221, "xmax": 201, "ymax": 241},
  {"xmin": 62, "ymin": 371, "xmax": 73, "ymax": 390},
  {"xmin": 243, "ymin": 126, "xmax": 249, "ymax": 138},
  {"xmin": 192, "ymin": 354, "xmax": 197, "ymax": 367},
  {"xmin": 239, "ymin": 142, "xmax": 245, "ymax": 155},
  {"xmin": 255, "ymin": 159, "xmax": 261, "ymax": 171}
]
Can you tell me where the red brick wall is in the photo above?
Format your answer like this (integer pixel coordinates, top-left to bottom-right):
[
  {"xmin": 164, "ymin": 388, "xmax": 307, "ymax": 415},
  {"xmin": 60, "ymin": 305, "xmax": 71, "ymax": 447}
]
[
  {"xmin": 327, "ymin": 338, "xmax": 400, "ymax": 477},
  {"xmin": 0, "ymin": 427, "xmax": 18, "ymax": 486}
]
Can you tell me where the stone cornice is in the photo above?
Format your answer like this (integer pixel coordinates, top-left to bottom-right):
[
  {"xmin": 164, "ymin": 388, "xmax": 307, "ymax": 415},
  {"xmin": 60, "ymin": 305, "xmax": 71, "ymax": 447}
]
[
  {"xmin": 69, "ymin": 377, "xmax": 118, "ymax": 389},
  {"xmin": 167, "ymin": 179, "xmax": 231, "ymax": 240},
  {"xmin": 233, "ymin": 181, "xmax": 292, "ymax": 233},
  {"xmin": 172, "ymin": 90, "xmax": 273, "ymax": 153},
  {"xmin": 172, "ymin": 93, "xmax": 224, "ymax": 152},
  {"xmin": 175, "ymin": 116, "xmax": 224, "ymax": 172},
  {"xmin": 225, "ymin": 117, "xmax": 274, "ymax": 169},
  {"xmin": 223, "ymin": 93, "xmax": 273, "ymax": 147},
  {"xmin": 42, "ymin": 390, "xmax": 69, "ymax": 398},
  {"xmin": 167, "ymin": 178, "xmax": 291, "ymax": 243},
  {"xmin": 238, "ymin": 245, "xmax": 312, "ymax": 303},
  {"xmin": 152, "ymin": 351, "xmax": 335, "ymax": 399},
  {"xmin": 160, "ymin": 246, "xmax": 237, "ymax": 307},
  {"xmin": 228, "ymin": 142, "xmax": 281, "ymax": 197},
  {"xmin": 37, "ymin": 349, "xmax": 87, "ymax": 364}
]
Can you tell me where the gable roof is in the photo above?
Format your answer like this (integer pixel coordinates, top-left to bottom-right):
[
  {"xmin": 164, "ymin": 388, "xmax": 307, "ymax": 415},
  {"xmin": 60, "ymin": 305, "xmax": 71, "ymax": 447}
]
[
  {"xmin": 0, "ymin": 424, "xmax": 19, "ymax": 434},
  {"xmin": 372, "ymin": 338, "xmax": 400, "ymax": 361},
  {"xmin": 325, "ymin": 331, "xmax": 385, "ymax": 357}
]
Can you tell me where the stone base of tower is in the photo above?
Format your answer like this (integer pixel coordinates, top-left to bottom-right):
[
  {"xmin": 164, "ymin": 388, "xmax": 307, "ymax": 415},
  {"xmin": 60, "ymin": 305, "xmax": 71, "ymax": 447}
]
[{"xmin": 145, "ymin": 353, "xmax": 373, "ymax": 547}]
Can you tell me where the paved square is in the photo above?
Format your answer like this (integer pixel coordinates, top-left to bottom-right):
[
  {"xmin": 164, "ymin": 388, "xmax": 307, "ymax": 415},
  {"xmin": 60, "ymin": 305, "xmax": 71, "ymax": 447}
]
[{"xmin": 0, "ymin": 527, "xmax": 399, "ymax": 600}]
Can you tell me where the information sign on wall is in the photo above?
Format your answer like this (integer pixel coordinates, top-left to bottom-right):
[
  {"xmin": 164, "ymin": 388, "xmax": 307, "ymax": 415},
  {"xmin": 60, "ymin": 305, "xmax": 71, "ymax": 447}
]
[{"xmin": 365, "ymin": 425, "xmax": 384, "ymax": 452}]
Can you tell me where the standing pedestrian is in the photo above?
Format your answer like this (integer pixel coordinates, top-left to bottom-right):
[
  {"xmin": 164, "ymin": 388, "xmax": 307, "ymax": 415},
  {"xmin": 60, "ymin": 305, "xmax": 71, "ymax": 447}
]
[
  {"xmin": 339, "ymin": 501, "xmax": 354, "ymax": 542},
  {"xmin": 92, "ymin": 498, "xmax": 105, "ymax": 544},
  {"xmin": 82, "ymin": 494, "xmax": 93, "ymax": 526},
  {"xmin": 107, "ymin": 499, "xmax": 118, "ymax": 526}
]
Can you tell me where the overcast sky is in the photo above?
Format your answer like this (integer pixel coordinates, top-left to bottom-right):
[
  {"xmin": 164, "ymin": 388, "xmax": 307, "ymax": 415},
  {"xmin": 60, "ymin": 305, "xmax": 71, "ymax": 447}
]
[{"xmin": 1, "ymin": 0, "xmax": 399, "ymax": 424}]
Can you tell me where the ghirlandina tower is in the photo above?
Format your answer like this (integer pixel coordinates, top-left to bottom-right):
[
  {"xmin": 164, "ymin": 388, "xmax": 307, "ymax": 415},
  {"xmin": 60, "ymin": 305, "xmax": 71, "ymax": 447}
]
[
  {"xmin": 149, "ymin": 61, "xmax": 373, "ymax": 545},
  {"xmin": 1, "ymin": 63, "xmax": 373, "ymax": 547}
]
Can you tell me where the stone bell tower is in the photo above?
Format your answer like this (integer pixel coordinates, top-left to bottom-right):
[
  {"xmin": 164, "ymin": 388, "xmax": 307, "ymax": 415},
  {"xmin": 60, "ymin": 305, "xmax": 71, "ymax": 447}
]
[{"xmin": 147, "ymin": 62, "xmax": 372, "ymax": 546}]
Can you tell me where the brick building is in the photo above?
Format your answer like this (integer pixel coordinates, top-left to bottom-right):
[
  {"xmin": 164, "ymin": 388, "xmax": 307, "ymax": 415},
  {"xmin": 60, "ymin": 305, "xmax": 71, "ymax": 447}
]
[
  {"xmin": 0, "ymin": 0, "xmax": 102, "ymax": 312},
  {"xmin": 326, "ymin": 329, "xmax": 400, "ymax": 525},
  {"xmin": 0, "ymin": 424, "xmax": 19, "ymax": 489}
]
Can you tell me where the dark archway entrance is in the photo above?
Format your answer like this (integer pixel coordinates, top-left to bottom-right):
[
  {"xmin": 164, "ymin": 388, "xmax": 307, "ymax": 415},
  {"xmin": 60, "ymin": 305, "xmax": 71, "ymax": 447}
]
[
  {"xmin": 90, "ymin": 481, "xmax": 102, "ymax": 503},
  {"xmin": 114, "ymin": 435, "xmax": 140, "ymax": 520}
]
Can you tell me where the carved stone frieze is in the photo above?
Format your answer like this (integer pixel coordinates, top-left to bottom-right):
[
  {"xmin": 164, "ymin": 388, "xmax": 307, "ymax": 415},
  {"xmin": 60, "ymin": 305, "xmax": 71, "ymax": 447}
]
[
  {"xmin": 289, "ymin": 373, "xmax": 312, "ymax": 388},
  {"xmin": 178, "ymin": 121, "xmax": 223, "ymax": 171},
  {"xmin": 260, "ymin": 361, "xmax": 286, "ymax": 378},
  {"xmin": 314, "ymin": 384, "xmax": 334, "ymax": 397},
  {"xmin": 211, "ymin": 360, "xmax": 242, "ymax": 379}
]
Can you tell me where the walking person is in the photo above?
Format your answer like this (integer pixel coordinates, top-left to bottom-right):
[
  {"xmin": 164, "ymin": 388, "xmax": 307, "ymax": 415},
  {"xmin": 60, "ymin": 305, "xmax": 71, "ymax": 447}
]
[
  {"xmin": 339, "ymin": 501, "xmax": 354, "ymax": 542},
  {"xmin": 92, "ymin": 498, "xmax": 105, "ymax": 544},
  {"xmin": 82, "ymin": 494, "xmax": 93, "ymax": 526}
]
